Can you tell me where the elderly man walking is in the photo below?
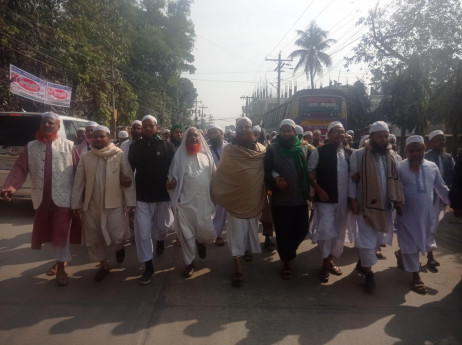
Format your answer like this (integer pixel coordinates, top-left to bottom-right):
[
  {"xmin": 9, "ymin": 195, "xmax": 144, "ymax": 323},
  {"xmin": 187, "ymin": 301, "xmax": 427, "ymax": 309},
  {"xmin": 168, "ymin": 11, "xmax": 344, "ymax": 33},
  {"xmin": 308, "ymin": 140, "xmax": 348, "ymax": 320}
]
[
  {"xmin": 264, "ymin": 119, "xmax": 310, "ymax": 279},
  {"xmin": 211, "ymin": 117, "xmax": 267, "ymax": 287},
  {"xmin": 396, "ymin": 136, "xmax": 449, "ymax": 294},
  {"xmin": 167, "ymin": 128, "xmax": 217, "ymax": 278},
  {"xmin": 1, "ymin": 112, "xmax": 78, "ymax": 286},
  {"xmin": 129, "ymin": 115, "xmax": 176, "ymax": 285},
  {"xmin": 76, "ymin": 121, "xmax": 98, "ymax": 156},
  {"xmin": 424, "ymin": 130, "xmax": 455, "ymax": 269},
  {"xmin": 348, "ymin": 121, "xmax": 404, "ymax": 293},
  {"xmin": 308, "ymin": 121, "xmax": 351, "ymax": 283},
  {"xmin": 72, "ymin": 126, "xmax": 136, "ymax": 282}
]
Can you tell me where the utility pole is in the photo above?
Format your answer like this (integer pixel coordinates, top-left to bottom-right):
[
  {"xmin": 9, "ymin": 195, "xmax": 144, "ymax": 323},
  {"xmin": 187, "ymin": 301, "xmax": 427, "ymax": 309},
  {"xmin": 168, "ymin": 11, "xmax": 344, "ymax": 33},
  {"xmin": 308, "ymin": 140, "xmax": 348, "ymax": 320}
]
[
  {"xmin": 194, "ymin": 99, "xmax": 199, "ymax": 127},
  {"xmin": 199, "ymin": 104, "xmax": 207, "ymax": 130},
  {"xmin": 240, "ymin": 95, "xmax": 253, "ymax": 117},
  {"xmin": 266, "ymin": 51, "xmax": 292, "ymax": 105}
]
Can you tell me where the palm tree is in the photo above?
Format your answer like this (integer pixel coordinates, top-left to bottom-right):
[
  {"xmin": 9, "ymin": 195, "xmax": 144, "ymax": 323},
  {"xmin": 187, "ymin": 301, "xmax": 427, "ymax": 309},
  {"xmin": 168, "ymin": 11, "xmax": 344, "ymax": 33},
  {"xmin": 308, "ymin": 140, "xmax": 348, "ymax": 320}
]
[{"xmin": 289, "ymin": 21, "xmax": 336, "ymax": 89}]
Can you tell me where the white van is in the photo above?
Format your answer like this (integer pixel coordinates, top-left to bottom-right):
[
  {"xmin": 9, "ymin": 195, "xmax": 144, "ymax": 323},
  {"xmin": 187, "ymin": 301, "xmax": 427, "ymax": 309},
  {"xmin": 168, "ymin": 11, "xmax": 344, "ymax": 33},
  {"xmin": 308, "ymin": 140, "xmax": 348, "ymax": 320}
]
[{"xmin": 0, "ymin": 112, "xmax": 88, "ymax": 198}]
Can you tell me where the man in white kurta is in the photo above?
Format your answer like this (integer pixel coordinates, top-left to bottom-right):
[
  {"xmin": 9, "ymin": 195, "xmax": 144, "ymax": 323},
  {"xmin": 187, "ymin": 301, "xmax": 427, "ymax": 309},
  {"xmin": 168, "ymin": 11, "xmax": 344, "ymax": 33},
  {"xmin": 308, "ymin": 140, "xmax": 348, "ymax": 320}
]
[
  {"xmin": 348, "ymin": 121, "xmax": 404, "ymax": 293},
  {"xmin": 309, "ymin": 121, "xmax": 351, "ymax": 283},
  {"xmin": 396, "ymin": 136, "xmax": 449, "ymax": 295},
  {"xmin": 72, "ymin": 126, "xmax": 136, "ymax": 282},
  {"xmin": 167, "ymin": 127, "xmax": 216, "ymax": 278}
]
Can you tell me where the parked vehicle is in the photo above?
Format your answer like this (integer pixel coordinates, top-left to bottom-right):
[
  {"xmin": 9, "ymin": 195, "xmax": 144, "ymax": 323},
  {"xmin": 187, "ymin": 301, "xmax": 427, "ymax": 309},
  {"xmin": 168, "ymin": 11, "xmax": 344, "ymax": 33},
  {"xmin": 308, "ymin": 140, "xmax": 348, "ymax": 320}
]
[{"xmin": 0, "ymin": 112, "xmax": 88, "ymax": 198}]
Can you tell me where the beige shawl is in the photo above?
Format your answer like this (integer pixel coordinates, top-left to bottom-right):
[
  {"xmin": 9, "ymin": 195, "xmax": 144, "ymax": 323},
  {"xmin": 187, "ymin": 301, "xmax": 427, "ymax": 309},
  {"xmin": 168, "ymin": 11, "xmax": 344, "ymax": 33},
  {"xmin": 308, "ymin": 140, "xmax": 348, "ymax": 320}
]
[
  {"xmin": 361, "ymin": 142, "xmax": 404, "ymax": 232},
  {"xmin": 211, "ymin": 142, "xmax": 266, "ymax": 219}
]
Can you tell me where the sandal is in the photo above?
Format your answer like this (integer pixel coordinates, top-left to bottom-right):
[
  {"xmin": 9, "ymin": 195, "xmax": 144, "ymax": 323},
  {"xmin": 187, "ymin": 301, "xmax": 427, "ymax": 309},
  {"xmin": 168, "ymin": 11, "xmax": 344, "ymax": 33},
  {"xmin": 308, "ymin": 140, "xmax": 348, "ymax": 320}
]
[
  {"xmin": 395, "ymin": 251, "xmax": 404, "ymax": 270},
  {"xmin": 47, "ymin": 261, "xmax": 67, "ymax": 276},
  {"xmin": 427, "ymin": 258, "xmax": 440, "ymax": 270},
  {"xmin": 320, "ymin": 266, "xmax": 329, "ymax": 283},
  {"xmin": 410, "ymin": 280, "xmax": 427, "ymax": 295},
  {"xmin": 327, "ymin": 262, "xmax": 342, "ymax": 276},
  {"xmin": 56, "ymin": 272, "xmax": 69, "ymax": 286},
  {"xmin": 231, "ymin": 272, "xmax": 243, "ymax": 287},
  {"xmin": 281, "ymin": 269, "xmax": 292, "ymax": 280},
  {"xmin": 376, "ymin": 252, "xmax": 386, "ymax": 260},
  {"xmin": 243, "ymin": 251, "xmax": 253, "ymax": 262}
]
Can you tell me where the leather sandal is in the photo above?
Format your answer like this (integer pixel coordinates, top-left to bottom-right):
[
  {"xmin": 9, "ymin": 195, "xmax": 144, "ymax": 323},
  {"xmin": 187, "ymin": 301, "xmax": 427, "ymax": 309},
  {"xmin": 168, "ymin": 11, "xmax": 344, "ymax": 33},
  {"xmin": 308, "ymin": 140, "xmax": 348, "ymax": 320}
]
[
  {"xmin": 56, "ymin": 272, "xmax": 69, "ymax": 286},
  {"xmin": 410, "ymin": 280, "xmax": 427, "ymax": 295},
  {"xmin": 327, "ymin": 262, "xmax": 342, "ymax": 276}
]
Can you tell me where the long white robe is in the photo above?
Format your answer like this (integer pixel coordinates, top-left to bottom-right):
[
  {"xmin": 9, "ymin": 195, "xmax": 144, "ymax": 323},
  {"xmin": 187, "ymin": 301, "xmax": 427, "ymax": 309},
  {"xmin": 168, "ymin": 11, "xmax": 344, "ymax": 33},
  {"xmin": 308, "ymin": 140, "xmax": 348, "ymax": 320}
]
[{"xmin": 396, "ymin": 159, "xmax": 449, "ymax": 255}]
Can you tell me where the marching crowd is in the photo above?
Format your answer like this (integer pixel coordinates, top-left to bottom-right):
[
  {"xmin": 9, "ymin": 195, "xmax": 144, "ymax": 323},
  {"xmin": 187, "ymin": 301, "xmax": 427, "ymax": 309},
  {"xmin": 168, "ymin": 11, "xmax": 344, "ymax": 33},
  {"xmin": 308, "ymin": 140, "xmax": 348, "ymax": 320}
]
[{"xmin": 2, "ymin": 111, "xmax": 461, "ymax": 295}]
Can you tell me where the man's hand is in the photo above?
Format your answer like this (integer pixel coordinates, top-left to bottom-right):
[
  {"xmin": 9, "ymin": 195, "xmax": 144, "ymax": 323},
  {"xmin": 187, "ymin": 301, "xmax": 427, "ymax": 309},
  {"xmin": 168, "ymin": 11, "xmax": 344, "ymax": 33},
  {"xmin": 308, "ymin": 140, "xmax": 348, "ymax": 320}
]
[
  {"xmin": 275, "ymin": 176, "xmax": 288, "ymax": 190},
  {"xmin": 119, "ymin": 174, "xmax": 132, "ymax": 188},
  {"xmin": 315, "ymin": 187, "xmax": 329, "ymax": 202},
  {"xmin": 1, "ymin": 190, "xmax": 13, "ymax": 201},
  {"xmin": 126, "ymin": 206, "xmax": 135, "ymax": 214},
  {"xmin": 394, "ymin": 202, "xmax": 404, "ymax": 216},
  {"xmin": 349, "ymin": 198, "xmax": 360, "ymax": 214},
  {"xmin": 166, "ymin": 177, "xmax": 177, "ymax": 190}
]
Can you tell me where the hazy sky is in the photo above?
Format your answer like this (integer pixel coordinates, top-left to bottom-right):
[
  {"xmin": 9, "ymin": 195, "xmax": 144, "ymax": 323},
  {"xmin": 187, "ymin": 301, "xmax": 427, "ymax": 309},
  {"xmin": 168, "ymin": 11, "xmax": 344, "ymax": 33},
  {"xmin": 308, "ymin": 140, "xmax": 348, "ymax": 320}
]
[{"xmin": 186, "ymin": 0, "xmax": 385, "ymax": 128}]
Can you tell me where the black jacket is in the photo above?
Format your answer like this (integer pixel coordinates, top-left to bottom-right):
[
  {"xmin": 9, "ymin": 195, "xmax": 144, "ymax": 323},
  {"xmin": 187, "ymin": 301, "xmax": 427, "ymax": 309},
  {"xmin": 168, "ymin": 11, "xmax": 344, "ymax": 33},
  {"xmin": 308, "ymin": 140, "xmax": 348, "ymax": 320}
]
[{"xmin": 128, "ymin": 136, "xmax": 176, "ymax": 202}]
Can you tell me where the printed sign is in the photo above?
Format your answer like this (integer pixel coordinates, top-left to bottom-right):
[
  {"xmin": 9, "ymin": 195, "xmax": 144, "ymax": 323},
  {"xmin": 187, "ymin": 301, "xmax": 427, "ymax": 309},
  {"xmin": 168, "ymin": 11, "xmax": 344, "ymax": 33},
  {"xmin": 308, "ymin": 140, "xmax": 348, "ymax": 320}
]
[{"xmin": 46, "ymin": 82, "xmax": 72, "ymax": 107}]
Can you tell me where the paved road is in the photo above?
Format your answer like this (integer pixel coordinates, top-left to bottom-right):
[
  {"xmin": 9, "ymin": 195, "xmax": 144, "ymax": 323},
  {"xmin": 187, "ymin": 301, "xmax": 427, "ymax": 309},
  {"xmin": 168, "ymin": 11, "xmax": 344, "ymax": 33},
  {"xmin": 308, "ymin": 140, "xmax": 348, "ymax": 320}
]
[{"xmin": 0, "ymin": 199, "xmax": 461, "ymax": 345}]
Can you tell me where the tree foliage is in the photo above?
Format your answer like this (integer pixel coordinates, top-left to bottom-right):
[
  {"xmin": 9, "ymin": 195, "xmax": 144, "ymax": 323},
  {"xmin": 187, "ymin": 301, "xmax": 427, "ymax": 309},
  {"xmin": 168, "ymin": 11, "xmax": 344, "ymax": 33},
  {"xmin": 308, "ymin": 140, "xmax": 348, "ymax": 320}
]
[
  {"xmin": 289, "ymin": 21, "xmax": 336, "ymax": 89},
  {"xmin": 0, "ymin": 0, "xmax": 197, "ymax": 127}
]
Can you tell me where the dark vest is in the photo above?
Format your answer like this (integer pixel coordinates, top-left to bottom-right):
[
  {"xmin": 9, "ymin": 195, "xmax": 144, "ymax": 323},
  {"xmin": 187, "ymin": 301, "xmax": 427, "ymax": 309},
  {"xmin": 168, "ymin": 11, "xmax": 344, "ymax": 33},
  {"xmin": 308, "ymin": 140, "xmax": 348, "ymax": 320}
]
[
  {"xmin": 316, "ymin": 144, "xmax": 339, "ymax": 203},
  {"xmin": 425, "ymin": 149, "xmax": 454, "ymax": 187}
]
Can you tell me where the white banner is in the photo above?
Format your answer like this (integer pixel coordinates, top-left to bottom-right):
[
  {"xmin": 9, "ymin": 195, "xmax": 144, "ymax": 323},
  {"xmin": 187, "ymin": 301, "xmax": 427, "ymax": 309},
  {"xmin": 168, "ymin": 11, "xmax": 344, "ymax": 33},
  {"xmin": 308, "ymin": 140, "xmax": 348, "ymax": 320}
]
[{"xmin": 9, "ymin": 65, "xmax": 72, "ymax": 108}]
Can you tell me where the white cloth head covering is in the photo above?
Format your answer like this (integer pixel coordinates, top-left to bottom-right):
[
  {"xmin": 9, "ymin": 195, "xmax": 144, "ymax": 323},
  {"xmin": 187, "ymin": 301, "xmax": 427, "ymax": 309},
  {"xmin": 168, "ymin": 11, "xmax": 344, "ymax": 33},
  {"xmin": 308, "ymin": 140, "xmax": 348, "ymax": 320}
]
[
  {"xmin": 388, "ymin": 134, "xmax": 396, "ymax": 141},
  {"xmin": 303, "ymin": 131, "xmax": 313, "ymax": 137},
  {"xmin": 327, "ymin": 121, "xmax": 344, "ymax": 133},
  {"xmin": 42, "ymin": 112, "xmax": 60, "ymax": 121},
  {"xmin": 295, "ymin": 125, "xmax": 304, "ymax": 135},
  {"xmin": 346, "ymin": 130, "xmax": 354, "ymax": 136},
  {"xmin": 94, "ymin": 125, "xmax": 110, "ymax": 134},
  {"xmin": 167, "ymin": 127, "xmax": 216, "ymax": 207},
  {"xmin": 406, "ymin": 135, "xmax": 424, "ymax": 146},
  {"xmin": 370, "ymin": 121, "xmax": 389, "ymax": 133},
  {"xmin": 85, "ymin": 121, "xmax": 98, "ymax": 128},
  {"xmin": 142, "ymin": 115, "xmax": 157, "ymax": 123},
  {"xmin": 313, "ymin": 129, "xmax": 321, "ymax": 134},
  {"xmin": 279, "ymin": 119, "xmax": 296, "ymax": 129},
  {"xmin": 118, "ymin": 130, "xmax": 128, "ymax": 138},
  {"xmin": 132, "ymin": 120, "xmax": 142, "ymax": 126},
  {"xmin": 208, "ymin": 124, "xmax": 223, "ymax": 133},
  {"xmin": 428, "ymin": 130, "xmax": 444, "ymax": 141},
  {"xmin": 77, "ymin": 127, "xmax": 86, "ymax": 132},
  {"xmin": 252, "ymin": 125, "xmax": 261, "ymax": 132},
  {"xmin": 162, "ymin": 128, "xmax": 170, "ymax": 134}
]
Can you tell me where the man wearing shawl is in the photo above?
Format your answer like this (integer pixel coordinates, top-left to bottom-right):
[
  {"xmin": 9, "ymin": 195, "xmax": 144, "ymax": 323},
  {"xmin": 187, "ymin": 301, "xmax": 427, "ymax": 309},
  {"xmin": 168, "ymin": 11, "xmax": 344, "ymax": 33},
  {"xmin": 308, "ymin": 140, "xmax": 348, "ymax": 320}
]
[
  {"xmin": 170, "ymin": 123, "xmax": 184, "ymax": 150},
  {"xmin": 396, "ymin": 136, "xmax": 449, "ymax": 294},
  {"xmin": 264, "ymin": 119, "xmax": 310, "ymax": 280},
  {"xmin": 308, "ymin": 121, "xmax": 351, "ymax": 283},
  {"xmin": 129, "ymin": 115, "xmax": 176, "ymax": 285},
  {"xmin": 207, "ymin": 124, "xmax": 228, "ymax": 246},
  {"xmin": 72, "ymin": 126, "xmax": 136, "ymax": 282},
  {"xmin": 211, "ymin": 117, "xmax": 266, "ymax": 287},
  {"xmin": 1, "ymin": 112, "xmax": 78, "ymax": 286},
  {"xmin": 348, "ymin": 121, "xmax": 404, "ymax": 293},
  {"xmin": 167, "ymin": 128, "xmax": 216, "ymax": 278},
  {"xmin": 424, "ymin": 130, "xmax": 455, "ymax": 269},
  {"xmin": 76, "ymin": 121, "xmax": 98, "ymax": 157}
]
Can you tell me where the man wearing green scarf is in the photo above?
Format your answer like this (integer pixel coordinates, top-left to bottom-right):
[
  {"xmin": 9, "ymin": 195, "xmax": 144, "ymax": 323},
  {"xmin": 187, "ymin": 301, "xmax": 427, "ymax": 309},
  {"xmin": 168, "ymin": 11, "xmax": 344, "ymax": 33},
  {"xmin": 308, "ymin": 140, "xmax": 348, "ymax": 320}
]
[{"xmin": 264, "ymin": 119, "xmax": 310, "ymax": 280}]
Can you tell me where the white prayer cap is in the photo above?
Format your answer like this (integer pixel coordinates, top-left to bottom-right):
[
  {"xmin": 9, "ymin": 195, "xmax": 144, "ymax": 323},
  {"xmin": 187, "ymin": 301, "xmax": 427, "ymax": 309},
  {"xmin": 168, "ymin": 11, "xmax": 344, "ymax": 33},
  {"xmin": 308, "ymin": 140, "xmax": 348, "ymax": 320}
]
[
  {"xmin": 77, "ymin": 127, "xmax": 86, "ymax": 132},
  {"xmin": 327, "ymin": 121, "xmax": 344, "ymax": 133},
  {"xmin": 346, "ymin": 130, "xmax": 354, "ymax": 136},
  {"xmin": 230, "ymin": 130, "xmax": 236, "ymax": 138},
  {"xmin": 406, "ymin": 135, "xmax": 424, "ymax": 146},
  {"xmin": 295, "ymin": 125, "xmax": 304, "ymax": 135},
  {"xmin": 132, "ymin": 120, "xmax": 142, "ymax": 126},
  {"xmin": 369, "ymin": 121, "xmax": 389, "ymax": 134},
  {"xmin": 85, "ymin": 121, "xmax": 98, "ymax": 128},
  {"xmin": 271, "ymin": 131, "xmax": 277, "ymax": 135},
  {"xmin": 162, "ymin": 128, "xmax": 170, "ymax": 134},
  {"xmin": 303, "ymin": 131, "xmax": 313, "ymax": 136},
  {"xmin": 313, "ymin": 129, "xmax": 321, "ymax": 134},
  {"xmin": 42, "ymin": 112, "xmax": 60, "ymax": 120},
  {"xmin": 252, "ymin": 125, "xmax": 262, "ymax": 132},
  {"xmin": 118, "ymin": 130, "xmax": 129, "ymax": 138},
  {"xmin": 279, "ymin": 119, "xmax": 296, "ymax": 129},
  {"xmin": 94, "ymin": 125, "xmax": 110, "ymax": 134},
  {"xmin": 388, "ymin": 134, "xmax": 397, "ymax": 141},
  {"xmin": 208, "ymin": 124, "xmax": 223, "ymax": 132},
  {"xmin": 142, "ymin": 114, "xmax": 157, "ymax": 123},
  {"xmin": 428, "ymin": 130, "xmax": 444, "ymax": 141}
]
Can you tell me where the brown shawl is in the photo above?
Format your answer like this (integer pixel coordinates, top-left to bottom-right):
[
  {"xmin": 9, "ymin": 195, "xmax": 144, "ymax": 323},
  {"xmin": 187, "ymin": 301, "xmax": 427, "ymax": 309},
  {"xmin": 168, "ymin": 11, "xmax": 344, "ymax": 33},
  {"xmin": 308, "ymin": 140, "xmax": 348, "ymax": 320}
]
[
  {"xmin": 211, "ymin": 142, "xmax": 266, "ymax": 219},
  {"xmin": 361, "ymin": 142, "xmax": 404, "ymax": 232}
]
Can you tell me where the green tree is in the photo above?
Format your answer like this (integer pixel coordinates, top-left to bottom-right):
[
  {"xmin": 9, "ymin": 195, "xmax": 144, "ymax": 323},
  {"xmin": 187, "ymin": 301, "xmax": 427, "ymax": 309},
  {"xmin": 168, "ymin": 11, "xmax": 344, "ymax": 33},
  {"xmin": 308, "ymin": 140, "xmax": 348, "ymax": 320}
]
[{"xmin": 289, "ymin": 21, "xmax": 336, "ymax": 89}]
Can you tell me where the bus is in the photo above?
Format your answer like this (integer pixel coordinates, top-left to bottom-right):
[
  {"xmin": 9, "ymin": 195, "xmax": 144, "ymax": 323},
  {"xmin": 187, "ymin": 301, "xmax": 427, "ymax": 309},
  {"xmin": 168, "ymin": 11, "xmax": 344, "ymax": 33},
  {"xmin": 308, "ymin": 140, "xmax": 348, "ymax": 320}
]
[{"xmin": 260, "ymin": 88, "xmax": 348, "ymax": 134}]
